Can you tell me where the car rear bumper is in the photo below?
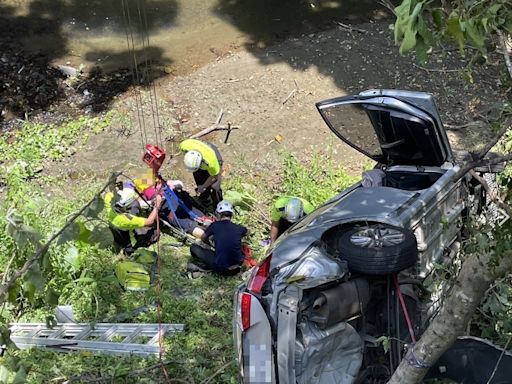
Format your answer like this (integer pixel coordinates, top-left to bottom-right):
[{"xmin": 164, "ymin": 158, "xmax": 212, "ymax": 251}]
[{"xmin": 233, "ymin": 287, "xmax": 275, "ymax": 383}]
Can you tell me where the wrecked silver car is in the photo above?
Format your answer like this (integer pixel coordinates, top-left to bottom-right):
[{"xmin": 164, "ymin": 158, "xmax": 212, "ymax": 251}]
[{"xmin": 233, "ymin": 89, "xmax": 505, "ymax": 383}]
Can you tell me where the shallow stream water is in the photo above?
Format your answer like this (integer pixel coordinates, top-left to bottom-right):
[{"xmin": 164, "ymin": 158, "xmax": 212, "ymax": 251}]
[{"xmin": 1, "ymin": 0, "xmax": 389, "ymax": 75}]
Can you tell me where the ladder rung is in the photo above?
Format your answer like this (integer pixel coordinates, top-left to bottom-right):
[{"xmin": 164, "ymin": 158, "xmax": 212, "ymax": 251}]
[
  {"xmin": 122, "ymin": 326, "xmax": 143, "ymax": 344},
  {"xmin": 73, "ymin": 325, "xmax": 92, "ymax": 340},
  {"xmin": 98, "ymin": 326, "xmax": 117, "ymax": 342}
]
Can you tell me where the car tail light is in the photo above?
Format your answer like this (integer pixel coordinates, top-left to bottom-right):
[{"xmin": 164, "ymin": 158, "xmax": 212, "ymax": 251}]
[
  {"xmin": 247, "ymin": 254, "xmax": 272, "ymax": 295},
  {"xmin": 241, "ymin": 293, "xmax": 252, "ymax": 331}
]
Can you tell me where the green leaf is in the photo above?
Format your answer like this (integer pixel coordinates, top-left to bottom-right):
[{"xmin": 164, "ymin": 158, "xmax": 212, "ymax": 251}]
[
  {"xmin": 489, "ymin": 4, "xmax": 502, "ymax": 15},
  {"xmin": 431, "ymin": 8, "xmax": 443, "ymax": 29},
  {"xmin": 77, "ymin": 222, "xmax": 92, "ymax": 243},
  {"xmin": 41, "ymin": 250, "xmax": 51, "ymax": 271},
  {"xmin": 12, "ymin": 366, "xmax": 27, "ymax": 384},
  {"xmin": 377, "ymin": 335, "xmax": 390, "ymax": 353},
  {"xmin": 74, "ymin": 277, "xmax": 96, "ymax": 284},
  {"xmin": 82, "ymin": 196, "xmax": 104, "ymax": 219},
  {"xmin": 0, "ymin": 366, "xmax": 9, "ymax": 383},
  {"xmin": 7, "ymin": 222, "xmax": 41, "ymax": 249},
  {"xmin": 415, "ymin": 37, "xmax": 429, "ymax": 64},
  {"xmin": 400, "ymin": 27, "xmax": 417, "ymax": 54},
  {"xmin": 481, "ymin": 17, "xmax": 489, "ymax": 34},
  {"xmin": 88, "ymin": 225, "xmax": 114, "ymax": 248},
  {"xmin": 45, "ymin": 288, "xmax": 60, "ymax": 306},
  {"xmin": 503, "ymin": 21, "xmax": 512, "ymax": 35},
  {"xmin": 446, "ymin": 14, "xmax": 466, "ymax": 52},
  {"xmin": 7, "ymin": 283, "xmax": 20, "ymax": 305},
  {"xmin": 57, "ymin": 222, "xmax": 80, "ymax": 246},
  {"xmin": 24, "ymin": 264, "xmax": 45, "ymax": 290},
  {"xmin": 64, "ymin": 246, "xmax": 80, "ymax": 270},
  {"xmin": 466, "ymin": 22, "xmax": 485, "ymax": 49},
  {"xmin": 394, "ymin": 0, "xmax": 414, "ymax": 42},
  {"xmin": 22, "ymin": 281, "xmax": 36, "ymax": 303}
]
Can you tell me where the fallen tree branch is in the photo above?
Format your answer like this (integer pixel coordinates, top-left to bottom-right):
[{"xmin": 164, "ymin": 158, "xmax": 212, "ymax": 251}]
[
  {"xmin": 377, "ymin": 0, "xmax": 395, "ymax": 13},
  {"xmin": 282, "ymin": 80, "xmax": 299, "ymax": 106},
  {"xmin": 412, "ymin": 63, "xmax": 462, "ymax": 72},
  {"xmin": 282, "ymin": 89, "xmax": 297, "ymax": 105},
  {"xmin": 452, "ymin": 116, "xmax": 512, "ymax": 181},
  {"xmin": 497, "ymin": 30, "xmax": 512, "ymax": 79},
  {"xmin": 444, "ymin": 121, "xmax": 485, "ymax": 131},
  {"xmin": 486, "ymin": 334, "xmax": 512, "ymax": 384},
  {"xmin": 470, "ymin": 170, "xmax": 512, "ymax": 218},
  {"xmin": 0, "ymin": 172, "xmax": 121, "ymax": 302},
  {"xmin": 189, "ymin": 109, "xmax": 241, "ymax": 140},
  {"xmin": 335, "ymin": 21, "xmax": 368, "ymax": 34},
  {"xmin": 476, "ymin": 116, "xmax": 512, "ymax": 159},
  {"xmin": 200, "ymin": 360, "xmax": 233, "ymax": 384}
]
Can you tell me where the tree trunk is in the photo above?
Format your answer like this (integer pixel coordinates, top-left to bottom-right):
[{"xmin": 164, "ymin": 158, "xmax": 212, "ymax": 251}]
[{"xmin": 388, "ymin": 250, "xmax": 512, "ymax": 383}]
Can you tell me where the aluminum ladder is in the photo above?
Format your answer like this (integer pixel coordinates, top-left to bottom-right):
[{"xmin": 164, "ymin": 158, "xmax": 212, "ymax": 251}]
[{"xmin": 9, "ymin": 322, "xmax": 185, "ymax": 356}]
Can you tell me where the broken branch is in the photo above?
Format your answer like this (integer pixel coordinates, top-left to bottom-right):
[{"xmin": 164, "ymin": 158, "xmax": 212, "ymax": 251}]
[
  {"xmin": 282, "ymin": 89, "xmax": 297, "ymax": 105},
  {"xmin": 413, "ymin": 63, "xmax": 461, "ymax": 73},
  {"xmin": 470, "ymin": 170, "xmax": 512, "ymax": 218},
  {"xmin": 335, "ymin": 21, "xmax": 368, "ymax": 34},
  {"xmin": 497, "ymin": 30, "xmax": 512, "ymax": 80}
]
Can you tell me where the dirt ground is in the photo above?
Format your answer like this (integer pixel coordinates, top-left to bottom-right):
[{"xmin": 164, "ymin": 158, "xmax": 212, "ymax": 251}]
[{"xmin": 5, "ymin": 19, "xmax": 511, "ymax": 191}]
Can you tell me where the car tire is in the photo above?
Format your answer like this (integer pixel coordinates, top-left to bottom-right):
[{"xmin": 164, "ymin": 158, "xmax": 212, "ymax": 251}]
[{"xmin": 337, "ymin": 224, "xmax": 418, "ymax": 275}]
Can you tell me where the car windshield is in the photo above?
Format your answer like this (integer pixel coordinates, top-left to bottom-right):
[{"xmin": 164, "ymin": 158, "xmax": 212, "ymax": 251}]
[
  {"xmin": 323, "ymin": 103, "xmax": 382, "ymax": 160},
  {"xmin": 320, "ymin": 101, "xmax": 447, "ymax": 166}
]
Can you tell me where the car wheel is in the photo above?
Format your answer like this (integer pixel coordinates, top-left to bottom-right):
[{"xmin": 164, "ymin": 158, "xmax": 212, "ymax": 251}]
[{"xmin": 337, "ymin": 224, "xmax": 418, "ymax": 274}]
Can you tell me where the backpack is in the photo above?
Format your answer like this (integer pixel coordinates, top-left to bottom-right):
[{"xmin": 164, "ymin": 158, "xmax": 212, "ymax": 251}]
[{"xmin": 115, "ymin": 261, "xmax": 151, "ymax": 291}]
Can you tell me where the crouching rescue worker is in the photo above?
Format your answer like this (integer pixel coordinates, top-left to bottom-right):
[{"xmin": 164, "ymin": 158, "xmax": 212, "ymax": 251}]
[
  {"xmin": 104, "ymin": 186, "xmax": 162, "ymax": 255},
  {"xmin": 179, "ymin": 138, "xmax": 223, "ymax": 209},
  {"xmin": 270, "ymin": 196, "xmax": 314, "ymax": 243},
  {"xmin": 189, "ymin": 200, "xmax": 247, "ymax": 276}
]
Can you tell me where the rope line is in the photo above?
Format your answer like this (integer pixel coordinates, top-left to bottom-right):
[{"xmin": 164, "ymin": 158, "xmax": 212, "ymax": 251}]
[
  {"xmin": 139, "ymin": 0, "xmax": 162, "ymax": 147},
  {"xmin": 120, "ymin": 0, "xmax": 170, "ymax": 380}
]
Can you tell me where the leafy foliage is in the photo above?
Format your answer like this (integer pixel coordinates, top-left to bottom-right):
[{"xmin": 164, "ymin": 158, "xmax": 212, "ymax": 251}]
[{"xmin": 393, "ymin": 0, "xmax": 511, "ymax": 63}]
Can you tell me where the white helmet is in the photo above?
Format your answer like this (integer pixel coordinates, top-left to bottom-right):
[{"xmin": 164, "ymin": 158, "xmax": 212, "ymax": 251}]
[
  {"xmin": 115, "ymin": 188, "xmax": 136, "ymax": 209},
  {"xmin": 216, "ymin": 200, "xmax": 234, "ymax": 215},
  {"xmin": 184, "ymin": 150, "xmax": 202, "ymax": 172},
  {"xmin": 171, "ymin": 180, "xmax": 184, "ymax": 191},
  {"xmin": 284, "ymin": 198, "xmax": 304, "ymax": 222}
]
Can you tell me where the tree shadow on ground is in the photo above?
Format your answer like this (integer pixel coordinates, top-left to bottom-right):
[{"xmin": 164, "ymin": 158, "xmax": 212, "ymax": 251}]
[
  {"xmin": 0, "ymin": 0, "xmax": 177, "ymax": 123},
  {"xmin": 214, "ymin": 0, "xmax": 391, "ymax": 48},
  {"xmin": 212, "ymin": 0, "xmax": 509, "ymax": 148}
]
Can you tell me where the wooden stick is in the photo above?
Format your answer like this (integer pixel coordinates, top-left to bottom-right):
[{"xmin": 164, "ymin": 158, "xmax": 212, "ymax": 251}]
[
  {"xmin": 190, "ymin": 125, "xmax": 240, "ymax": 139},
  {"xmin": 497, "ymin": 30, "xmax": 512, "ymax": 79},
  {"xmin": 215, "ymin": 108, "xmax": 224, "ymax": 125},
  {"xmin": 413, "ymin": 63, "xmax": 461, "ymax": 72},
  {"xmin": 335, "ymin": 21, "xmax": 368, "ymax": 34},
  {"xmin": 282, "ymin": 89, "xmax": 297, "ymax": 105}
]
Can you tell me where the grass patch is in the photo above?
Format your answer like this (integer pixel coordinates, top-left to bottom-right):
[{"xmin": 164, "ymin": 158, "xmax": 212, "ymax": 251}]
[{"xmin": 0, "ymin": 134, "xmax": 359, "ymax": 382}]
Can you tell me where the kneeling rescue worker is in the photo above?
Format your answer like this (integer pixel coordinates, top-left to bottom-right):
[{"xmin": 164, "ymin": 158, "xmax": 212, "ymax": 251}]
[
  {"xmin": 189, "ymin": 200, "xmax": 248, "ymax": 276},
  {"xmin": 179, "ymin": 138, "xmax": 223, "ymax": 209},
  {"xmin": 105, "ymin": 185, "xmax": 162, "ymax": 255},
  {"xmin": 270, "ymin": 196, "xmax": 313, "ymax": 243}
]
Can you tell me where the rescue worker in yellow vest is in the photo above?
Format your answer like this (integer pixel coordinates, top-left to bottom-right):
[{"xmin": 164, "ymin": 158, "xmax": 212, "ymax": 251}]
[
  {"xmin": 104, "ymin": 186, "xmax": 162, "ymax": 255},
  {"xmin": 179, "ymin": 138, "xmax": 223, "ymax": 209},
  {"xmin": 270, "ymin": 196, "xmax": 314, "ymax": 243}
]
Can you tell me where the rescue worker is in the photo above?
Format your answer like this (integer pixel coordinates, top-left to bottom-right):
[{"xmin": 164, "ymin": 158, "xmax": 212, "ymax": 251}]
[
  {"xmin": 270, "ymin": 196, "xmax": 314, "ymax": 243},
  {"xmin": 104, "ymin": 186, "xmax": 162, "ymax": 255},
  {"xmin": 188, "ymin": 200, "xmax": 247, "ymax": 276},
  {"xmin": 179, "ymin": 138, "xmax": 223, "ymax": 209}
]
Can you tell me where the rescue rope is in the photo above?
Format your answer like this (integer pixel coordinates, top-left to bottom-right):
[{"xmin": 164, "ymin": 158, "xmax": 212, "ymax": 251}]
[
  {"xmin": 121, "ymin": 0, "xmax": 148, "ymax": 149},
  {"xmin": 120, "ymin": 0, "xmax": 170, "ymax": 380}
]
